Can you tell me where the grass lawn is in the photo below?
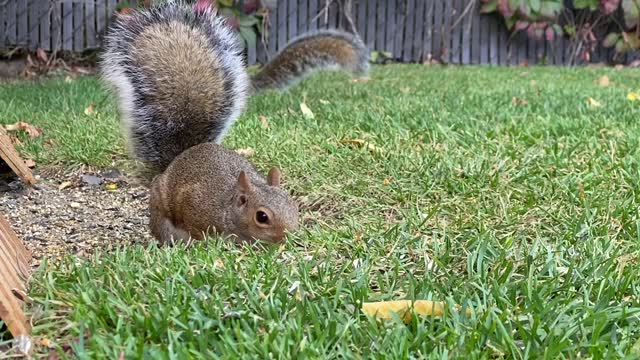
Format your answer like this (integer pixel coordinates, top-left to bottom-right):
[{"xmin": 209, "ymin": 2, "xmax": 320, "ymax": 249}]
[{"xmin": 1, "ymin": 64, "xmax": 640, "ymax": 358}]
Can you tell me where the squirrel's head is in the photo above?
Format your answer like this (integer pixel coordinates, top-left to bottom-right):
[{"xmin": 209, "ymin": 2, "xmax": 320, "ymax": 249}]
[{"xmin": 230, "ymin": 168, "xmax": 299, "ymax": 244}]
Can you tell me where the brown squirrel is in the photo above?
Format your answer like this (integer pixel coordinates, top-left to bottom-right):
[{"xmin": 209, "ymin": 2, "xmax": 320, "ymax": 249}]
[{"xmin": 100, "ymin": 2, "xmax": 369, "ymax": 245}]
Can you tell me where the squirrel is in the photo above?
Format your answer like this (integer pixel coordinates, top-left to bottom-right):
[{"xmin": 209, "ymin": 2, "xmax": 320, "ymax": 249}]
[{"xmin": 99, "ymin": 2, "xmax": 369, "ymax": 245}]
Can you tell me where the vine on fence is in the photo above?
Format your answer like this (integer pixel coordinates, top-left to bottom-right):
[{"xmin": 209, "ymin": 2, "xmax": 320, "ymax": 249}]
[{"xmin": 479, "ymin": 0, "xmax": 640, "ymax": 62}]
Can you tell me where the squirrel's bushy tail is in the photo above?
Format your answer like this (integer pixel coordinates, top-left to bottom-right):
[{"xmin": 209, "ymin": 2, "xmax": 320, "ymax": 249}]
[{"xmin": 251, "ymin": 29, "xmax": 369, "ymax": 92}]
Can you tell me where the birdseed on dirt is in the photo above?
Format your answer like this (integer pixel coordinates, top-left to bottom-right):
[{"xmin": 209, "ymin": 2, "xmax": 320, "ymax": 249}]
[{"xmin": 0, "ymin": 166, "xmax": 154, "ymax": 268}]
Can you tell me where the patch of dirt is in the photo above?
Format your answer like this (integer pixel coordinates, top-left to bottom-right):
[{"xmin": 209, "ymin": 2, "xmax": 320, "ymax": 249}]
[{"xmin": 0, "ymin": 166, "xmax": 153, "ymax": 268}]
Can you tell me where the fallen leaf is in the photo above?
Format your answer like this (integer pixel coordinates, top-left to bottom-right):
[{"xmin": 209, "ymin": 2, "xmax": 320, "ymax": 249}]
[
  {"xmin": 5, "ymin": 121, "xmax": 43, "ymax": 139},
  {"xmin": 64, "ymin": 76, "xmax": 73, "ymax": 83},
  {"xmin": 258, "ymin": 115, "xmax": 270, "ymax": 129},
  {"xmin": 361, "ymin": 300, "xmax": 471, "ymax": 323},
  {"xmin": 70, "ymin": 202, "xmax": 81, "ymax": 209},
  {"xmin": 287, "ymin": 107, "xmax": 296, "ymax": 115},
  {"xmin": 235, "ymin": 147, "xmax": 255, "ymax": 157},
  {"xmin": 339, "ymin": 138, "xmax": 381, "ymax": 154},
  {"xmin": 105, "ymin": 183, "xmax": 118, "ymax": 191},
  {"xmin": 597, "ymin": 75, "xmax": 610, "ymax": 87},
  {"xmin": 58, "ymin": 181, "xmax": 72, "ymax": 190},
  {"xmin": 84, "ymin": 104, "xmax": 97, "ymax": 116},
  {"xmin": 40, "ymin": 338, "xmax": 52, "ymax": 348},
  {"xmin": 587, "ymin": 96, "xmax": 602, "ymax": 108},
  {"xmin": 578, "ymin": 181, "xmax": 585, "ymax": 201},
  {"xmin": 512, "ymin": 97, "xmax": 528, "ymax": 106},
  {"xmin": 627, "ymin": 92, "xmax": 640, "ymax": 101},
  {"xmin": 36, "ymin": 48, "xmax": 48, "ymax": 63},
  {"xmin": 288, "ymin": 281, "xmax": 302, "ymax": 301},
  {"xmin": 319, "ymin": 99, "xmax": 330, "ymax": 105},
  {"xmin": 300, "ymin": 103, "xmax": 315, "ymax": 119},
  {"xmin": 383, "ymin": 178, "xmax": 391, "ymax": 185},
  {"xmin": 214, "ymin": 258, "xmax": 225, "ymax": 270},
  {"xmin": 24, "ymin": 159, "xmax": 36, "ymax": 168},
  {"xmin": 400, "ymin": 87, "xmax": 411, "ymax": 94},
  {"xmin": 351, "ymin": 77, "xmax": 371, "ymax": 83}
]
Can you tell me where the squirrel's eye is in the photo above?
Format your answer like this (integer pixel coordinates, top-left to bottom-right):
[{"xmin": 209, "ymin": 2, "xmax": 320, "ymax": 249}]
[{"xmin": 256, "ymin": 210, "xmax": 269, "ymax": 224}]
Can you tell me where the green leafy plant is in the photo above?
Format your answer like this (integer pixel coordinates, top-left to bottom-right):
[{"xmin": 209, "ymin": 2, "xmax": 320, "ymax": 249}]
[{"xmin": 479, "ymin": 0, "xmax": 640, "ymax": 62}]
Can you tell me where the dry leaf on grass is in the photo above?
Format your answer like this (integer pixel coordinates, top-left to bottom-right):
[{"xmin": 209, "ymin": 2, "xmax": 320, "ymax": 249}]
[
  {"xmin": 36, "ymin": 48, "xmax": 48, "ymax": 63},
  {"xmin": 58, "ymin": 181, "xmax": 72, "ymax": 190},
  {"xmin": 258, "ymin": 115, "xmax": 270, "ymax": 129},
  {"xmin": 319, "ymin": 99, "xmax": 330, "ymax": 105},
  {"xmin": 5, "ymin": 121, "xmax": 43, "ymax": 139},
  {"xmin": 361, "ymin": 300, "xmax": 471, "ymax": 323},
  {"xmin": 351, "ymin": 77, "xmax": 371, "ymax": 83},
  {"xmin": 235, "ymin": 148, "xmax": 255, "ymax": 157},
  {"xmin": 383, "ymin": 178, "xmax": 391, "ymax": 185},
  {"xmin": 597, "ymin": 75, "xmax": 610, "ymax": 87},
  {"xmin": 587, "ymin": 96, "xmax": 602, "ymax": 108},
  {"xmin": 84, "ymin": 104, "xmax": 97, "ymax": 116},
  {"xmin": 339, "ymin": 138, "xmax": 381, "ymax": 154},
  {"xmin": 512, "ymin": 97, "xmax": 528, "ymax": 106},
  {"xmin": 300, "ymin": 103, "xmax": 315, "ymax": 119},
  {"xmin": 105, "ymin": 183, "xmax": 118, "ymax": 191}
]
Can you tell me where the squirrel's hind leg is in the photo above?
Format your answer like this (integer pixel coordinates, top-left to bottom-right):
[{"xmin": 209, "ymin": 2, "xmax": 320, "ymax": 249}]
[{"xmin": 150, "ymin": 213, "xmax": 191, "ymax": 247}]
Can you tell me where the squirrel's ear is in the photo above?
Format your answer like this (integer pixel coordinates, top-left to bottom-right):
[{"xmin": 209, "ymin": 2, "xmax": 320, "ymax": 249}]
[
  {"xmin": 236, "ymin": 171, "xmax": 254, "ymax": 193},
  {"xmin": 267, "ymin": 167, "xmax": 281, "ymax": 187}
]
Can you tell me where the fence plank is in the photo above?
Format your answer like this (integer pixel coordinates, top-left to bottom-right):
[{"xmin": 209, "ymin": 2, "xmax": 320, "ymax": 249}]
[
  {"xmin": 267, "ymin": 1, "xmax": 278, "ymax": 58},
  {"xmin": 0, "ymin": 0, "xmax": 5, "ymax": 47},
  {"xmin": 480, "ymin": 13, "xmax": 490, "ymax": 64},
  {"xmin": 412, "ymin": 0, "xmax": 426, "ymax": 62},
  {"xmin": 61, "ymin": 1, "xmax": 72, "ymax": 50},
  {"xmin": 441, "ymin": 0, "xmax": 453, "ymax": 63},
  {"xmin": 431, "ymin": 0, "xmax": 442, "ymax": 61},
  {"xmin": 328, "ymin": 0, "xmax": 338, "ymax": 29},
  {"xmin": 297, "ymin": 0, "xmax": 307, "ymax": 33},
  {"xmin": 308, "ymin": 0, "xmax": 318, "ymax": 30},
  {"xmin": 288, "ymin": 0, "xmax": 298, "ymax": 38},
  {"xmin": 86, "ymin": 0, "xmax": 96, "ymax": 48},
  {"xmin": 385, "ymin": 0, "xmax": 396, "ymax": 56},
  {"xmin": 39, "ymin": 0, "xmax": 51, "ymax": 51},
  {"xmin": 365, "ymin": 0, "xmax": 375, "ymax": 50},
  {"xmin": 450, "ymin": 0, "xmax": 462, "ymax": 64},
  {"xmin": 393, "ymin": 0, "xmax": 404, "ymax": 59},
  {"xmin": 356, "ymin": 0, "xmax": 366, "ymax": 38},
  {"xmin": 96, "ymin": 0, "xmax": 106, "ymax": 42},
  {"xmin": 17, "ymin": 0, "xmax": 28, "ymax": 46},
  {"xmin": 498, "ymin": 19, "xmax": 507, "ymax": 65},
  {"xmin": 51, "ymin": 1, "xmax": 61, "ymax": 51},
  {"xmin": 461, "ymin": 1, "xmax": 471, "ymax": 64},
  {"xmin": 375, "ymin": 0, "xmax": 385, "ymax": 51},
  {"xmin": 29, "ymin": 0, "xmax": 40, "ymax": 49},
  {"xmin": 73, "ymin": 1, "xmax": 83, "ymax": 51},
  {"xmin": 471, "ymin": 9, "xmax": 480, "ymax": 63},
  {"xmin": 277, "ymin": 0, "xmax": 287, "ymax": 49},
  {"xmin": 489, "ymin": 15, "xmax": 498, "ymax": 65},
  {"xmin": 402, "ymin": 0, "xmax": 414, "ymax": 62}
]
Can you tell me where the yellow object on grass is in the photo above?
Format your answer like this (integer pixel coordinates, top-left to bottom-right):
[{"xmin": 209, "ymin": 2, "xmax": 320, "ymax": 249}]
[{"xmin": 361, "ymin": 300, "xmax": 471, "ymax": 323}]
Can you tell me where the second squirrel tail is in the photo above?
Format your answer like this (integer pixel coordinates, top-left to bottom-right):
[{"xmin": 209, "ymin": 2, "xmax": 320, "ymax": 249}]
[{"xmin": 250, "ymin": 29, "xmax": 370, "ymax": 93}]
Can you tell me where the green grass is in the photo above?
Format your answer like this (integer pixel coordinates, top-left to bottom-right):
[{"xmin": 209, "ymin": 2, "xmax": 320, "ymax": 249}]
[{"xmin": 2, "ymin": 65, "xmax": 640, "ymax": 358}]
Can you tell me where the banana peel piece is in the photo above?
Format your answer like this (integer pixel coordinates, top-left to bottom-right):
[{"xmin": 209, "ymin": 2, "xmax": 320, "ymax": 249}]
[{"xmin": 361, "ymin": 300, "xmax": 471, "ymax": 323}]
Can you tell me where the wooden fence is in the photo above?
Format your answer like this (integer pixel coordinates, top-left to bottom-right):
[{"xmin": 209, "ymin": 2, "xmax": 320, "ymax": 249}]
[{"xmin": 0, "ymin": 0, "xmax": 636, "ymax": 65}]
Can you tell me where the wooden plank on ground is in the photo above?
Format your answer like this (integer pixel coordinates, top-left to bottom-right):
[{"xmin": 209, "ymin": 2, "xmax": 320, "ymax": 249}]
[
  {"xmin": 0, "ymin": 128, "xmax": 36, "ymax": 186},
  {"xmin": 0, "ymin": 213, "xmax": 32, "ymax": 349},
  {"xmin": 412, "ymin": 0, "xmax": 426, "ymax": 62},
  {"xmin": 17, "ymin": 0, "xmax": 28, "ymax": 46},
  {"xmin": 86, "ymin": 0, "xmax": 96, "ymax": 48},
  {"xmin": 73, "ymin": 0, "xmax": 83, "ymax": 51}
]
